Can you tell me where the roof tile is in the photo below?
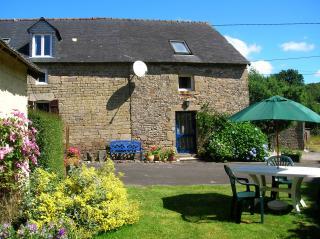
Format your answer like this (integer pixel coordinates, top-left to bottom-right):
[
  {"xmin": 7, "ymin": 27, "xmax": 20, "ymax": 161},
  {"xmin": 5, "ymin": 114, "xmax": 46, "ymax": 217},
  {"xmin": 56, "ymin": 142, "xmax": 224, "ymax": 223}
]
[{"xmin": 0, "ymin": 18, "xmax": 249, "ymax": 65}]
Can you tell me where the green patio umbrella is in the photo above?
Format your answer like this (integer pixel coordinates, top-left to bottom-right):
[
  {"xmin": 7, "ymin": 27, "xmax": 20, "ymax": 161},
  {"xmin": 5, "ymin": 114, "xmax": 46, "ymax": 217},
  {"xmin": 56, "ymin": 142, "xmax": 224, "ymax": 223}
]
[{"xmin": 230, "ymin": 95, "xmax": 320, "ymax": 155}]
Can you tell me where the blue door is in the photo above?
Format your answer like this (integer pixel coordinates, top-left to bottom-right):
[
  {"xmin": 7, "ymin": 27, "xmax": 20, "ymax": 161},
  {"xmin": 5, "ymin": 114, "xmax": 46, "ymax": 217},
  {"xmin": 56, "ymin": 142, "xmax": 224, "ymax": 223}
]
[{"xmin": 176, "ymin": 111, "xmax": 196, "ymax": 153}]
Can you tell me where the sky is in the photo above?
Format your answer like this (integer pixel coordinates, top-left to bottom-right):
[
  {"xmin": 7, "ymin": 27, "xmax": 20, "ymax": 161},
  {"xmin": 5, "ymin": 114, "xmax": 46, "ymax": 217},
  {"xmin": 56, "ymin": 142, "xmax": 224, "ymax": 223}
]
[{"xmin": 2, "ymin": 0, "xmax": 320, "ymax": 84}]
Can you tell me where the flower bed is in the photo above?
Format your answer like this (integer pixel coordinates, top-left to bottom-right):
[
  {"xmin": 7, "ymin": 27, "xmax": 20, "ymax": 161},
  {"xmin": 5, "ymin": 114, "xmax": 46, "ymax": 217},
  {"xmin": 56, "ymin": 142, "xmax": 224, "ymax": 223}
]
[{"xmin": 0, "ymin": 111, "xmax": 139, "ymax": 239}]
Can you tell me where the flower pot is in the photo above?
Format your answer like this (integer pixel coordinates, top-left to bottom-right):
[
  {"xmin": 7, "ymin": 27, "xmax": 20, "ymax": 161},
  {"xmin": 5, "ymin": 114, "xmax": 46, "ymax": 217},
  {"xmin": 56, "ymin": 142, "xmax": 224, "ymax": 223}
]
[
  {"xmin": 154, "ymin": 154, "xmax": 160, "ymax": 161},
  {"xmin": 146, "ymin": 155, "xmax": 154, "ymax": 162},
  {"xmin": 168, "ymin": 155, "xmax": 176, "ymax": 161}
]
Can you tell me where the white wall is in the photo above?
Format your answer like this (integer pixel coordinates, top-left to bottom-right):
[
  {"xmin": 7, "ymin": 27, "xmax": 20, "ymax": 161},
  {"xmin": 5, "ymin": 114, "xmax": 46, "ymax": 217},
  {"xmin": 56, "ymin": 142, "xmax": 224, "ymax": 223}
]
[
  {"xmin": 0, "ymin": 90, "xmax": 28, "ymax": 118},
  {"xmin": 0, "ymin": 50, "xmax": 28, "ymax": 118}
]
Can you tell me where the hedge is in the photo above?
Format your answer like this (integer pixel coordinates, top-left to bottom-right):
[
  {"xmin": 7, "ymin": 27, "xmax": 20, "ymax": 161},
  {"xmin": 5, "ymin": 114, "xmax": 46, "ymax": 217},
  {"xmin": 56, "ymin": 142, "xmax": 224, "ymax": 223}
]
[{"xmin": 28, "ymin": 110, "xmax": 64, "ymax": 177}]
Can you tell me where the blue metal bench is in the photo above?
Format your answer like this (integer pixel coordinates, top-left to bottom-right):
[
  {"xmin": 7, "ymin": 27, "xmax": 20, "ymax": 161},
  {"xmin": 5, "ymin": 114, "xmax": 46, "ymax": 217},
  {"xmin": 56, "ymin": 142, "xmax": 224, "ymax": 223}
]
[{"xmin": 109, "ymin": 140, "xmax": 142, "ymax": 160}]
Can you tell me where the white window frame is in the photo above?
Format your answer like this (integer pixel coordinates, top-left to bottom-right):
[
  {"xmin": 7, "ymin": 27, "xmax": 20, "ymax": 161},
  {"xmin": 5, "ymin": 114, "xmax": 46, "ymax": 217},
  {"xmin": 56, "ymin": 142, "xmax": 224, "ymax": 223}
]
[
  {"xmin": 35, "ymin": 69, "xmax": 48, "ymax": 85},
  {"xmin": 178, "ymin": 76, "xmax": 194, "ymax": 91},
  {"xmin": 32, "ymin": 34, "xmax": 52, "ymax": 57}
]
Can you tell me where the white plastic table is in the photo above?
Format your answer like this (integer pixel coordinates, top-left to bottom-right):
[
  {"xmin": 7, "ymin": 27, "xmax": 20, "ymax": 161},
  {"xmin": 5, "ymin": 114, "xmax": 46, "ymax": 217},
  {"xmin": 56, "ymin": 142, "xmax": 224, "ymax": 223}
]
[{"xmin": 231, "ymin": 165, "xmax": 320, "ymax": 222}]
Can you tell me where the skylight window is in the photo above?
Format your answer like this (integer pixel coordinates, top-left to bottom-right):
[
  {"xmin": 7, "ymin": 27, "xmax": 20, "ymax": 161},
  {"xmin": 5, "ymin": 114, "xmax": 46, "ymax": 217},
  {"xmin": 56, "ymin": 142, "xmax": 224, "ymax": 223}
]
[
  {"xmin": 1, "ymin": 38, "xmax": 11, "ymax": 44},
  {"xmin": 170, "ymin": 40, "xmax": 191, "ymax": 55}
]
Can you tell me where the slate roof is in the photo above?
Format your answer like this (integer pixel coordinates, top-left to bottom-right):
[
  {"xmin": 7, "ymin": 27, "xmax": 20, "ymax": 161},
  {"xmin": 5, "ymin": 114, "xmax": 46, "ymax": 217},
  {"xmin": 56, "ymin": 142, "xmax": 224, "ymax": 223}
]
[
  {"xmin": 0, "ymin": 18, "xmax": 249, "ymax": 65},
  {"xmin": 0, "ymin": 39, "xmax": 42, "ymax": 78}
]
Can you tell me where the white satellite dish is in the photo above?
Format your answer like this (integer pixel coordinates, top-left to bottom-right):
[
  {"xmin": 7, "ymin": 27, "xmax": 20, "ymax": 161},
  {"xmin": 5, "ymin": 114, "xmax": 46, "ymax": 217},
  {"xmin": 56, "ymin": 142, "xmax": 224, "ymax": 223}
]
[{"xmin": 133, "ymin": 61, "xmax": 148, "ymax": 77}]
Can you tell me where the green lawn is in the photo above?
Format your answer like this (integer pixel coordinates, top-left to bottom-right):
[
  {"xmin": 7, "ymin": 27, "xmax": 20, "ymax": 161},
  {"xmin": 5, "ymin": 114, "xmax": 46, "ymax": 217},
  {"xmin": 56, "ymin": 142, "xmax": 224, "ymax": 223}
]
[
  {"xmin": 307, "ymin": 135, "xmax": 320, "ymax": 152},
  {"xmin": 95, "ymin": 185, "xmax": 320, "ymax": 239}
]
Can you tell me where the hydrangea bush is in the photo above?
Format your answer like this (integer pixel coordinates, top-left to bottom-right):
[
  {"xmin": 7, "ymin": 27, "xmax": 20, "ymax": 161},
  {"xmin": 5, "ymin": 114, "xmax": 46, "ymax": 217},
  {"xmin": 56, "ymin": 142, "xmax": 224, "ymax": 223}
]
[
  {"xmin": 196, "ymin": 108, "xmax": 268, "ymax": 162},
  {"xmin": 208, "ymin": 122, "xmax": 268, "ymax": 161},
  {"xmin": 0, "ymin": 111, "xmax": 40, "ymax": 191}
]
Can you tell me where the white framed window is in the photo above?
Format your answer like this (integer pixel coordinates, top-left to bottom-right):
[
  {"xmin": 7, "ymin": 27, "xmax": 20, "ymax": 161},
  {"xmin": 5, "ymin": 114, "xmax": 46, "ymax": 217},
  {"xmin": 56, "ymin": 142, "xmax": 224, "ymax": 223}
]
[
  {"xmin": 178, "ymin": 76, "xmax": 194, "ymax": 91},
  {"xmin": 32, "ymin": 34, "xmax": 52, "ymax": 57},
  {"xmin": 170, "ymin": 40, "xmax": 192, "ymax": 55},
  {"xmin": 36, "ymin": 69, "xmax": 48, "ymax": 84}
]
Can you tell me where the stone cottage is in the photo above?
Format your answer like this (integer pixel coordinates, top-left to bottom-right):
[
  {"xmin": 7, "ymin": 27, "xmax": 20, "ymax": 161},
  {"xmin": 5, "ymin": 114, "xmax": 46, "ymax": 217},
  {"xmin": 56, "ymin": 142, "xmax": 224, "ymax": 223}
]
[
  {"xmin": 0, "ymin": 17, "xmax": 249, "ymax": 156},
  {"xmin": 0, "ymin": 39, "xmax": 41, "ymax": 118}
]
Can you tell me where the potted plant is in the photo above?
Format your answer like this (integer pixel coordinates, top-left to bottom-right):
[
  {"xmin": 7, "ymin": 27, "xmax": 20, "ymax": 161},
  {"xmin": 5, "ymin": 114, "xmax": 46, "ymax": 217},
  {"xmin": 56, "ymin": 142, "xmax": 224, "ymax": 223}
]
[
  {"xmin": 168, "ymin": 148, "xmax": 176, "ymax": 161},
  {"xmin": 144, "ymin": 145, "xmax": 162, "ymax": 162},
  {"xmin": 64, "ymin": 146, "xmax": 80, "ymax": 173},
  {"xmin": 145, "ymin": 150, "xmax": 154, "ymax": 162},
  {"xmin": 151, "ymin": 146, "xmax": 161, "ymax": 161},
  {"xmin": 159, "ymin": 148, "xmax": 169, "ymax": 162}
]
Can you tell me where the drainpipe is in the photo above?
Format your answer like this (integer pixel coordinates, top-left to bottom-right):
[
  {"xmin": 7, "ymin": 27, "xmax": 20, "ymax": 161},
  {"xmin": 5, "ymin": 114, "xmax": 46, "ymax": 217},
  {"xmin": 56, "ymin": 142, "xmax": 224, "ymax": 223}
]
[{"xmin": 128, "ymin": 64, "xmax": 133, "ymax": 140}]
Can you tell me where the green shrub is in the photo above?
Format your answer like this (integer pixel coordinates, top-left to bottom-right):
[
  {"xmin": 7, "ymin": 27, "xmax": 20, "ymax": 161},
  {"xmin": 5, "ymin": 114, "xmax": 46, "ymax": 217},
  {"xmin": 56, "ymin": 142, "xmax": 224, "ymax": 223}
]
[
  {"xmin": 196, "ymin": 105, "xmax": 230, "ymax": 161},
  {"xmin": 22, "ymin": 160, "xmax": 139, "ymax": 239},
  {"xmin": 281, "ymin": 148, "xmax": 302, "ymax": 162},
  {"xmin": 196, "ymin": 106, "xmax": 230, "ymax": 158},
  {"xmin": 28, "ymin": 110, "xmax": 64, "ymax": 177},
  {"xmin": 196, "ymin": 109, "xmax": 268, "ymax": 161},
  {"xmin": 310, "ymin": 126, "xmax": 320, "ymax": 136}
]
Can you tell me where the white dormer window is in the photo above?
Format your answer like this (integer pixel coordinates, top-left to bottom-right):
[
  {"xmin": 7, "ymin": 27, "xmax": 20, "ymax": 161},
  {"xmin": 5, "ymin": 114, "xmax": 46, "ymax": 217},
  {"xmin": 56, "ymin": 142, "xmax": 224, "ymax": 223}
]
[
  {"xmin": 170, "ymin": 40, "xmax": 192, "ymax": 55},
  {"xmin": 32, "ymin": 34, "xmax": 52, "ymax": 57}
]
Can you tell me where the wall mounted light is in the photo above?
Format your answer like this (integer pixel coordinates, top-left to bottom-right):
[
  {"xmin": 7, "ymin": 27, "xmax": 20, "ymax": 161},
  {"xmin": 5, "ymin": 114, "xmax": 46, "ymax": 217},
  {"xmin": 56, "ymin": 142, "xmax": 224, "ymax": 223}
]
[{"xmin": 182, "ymin": 99, "xmax": 190, "ymax": 109}]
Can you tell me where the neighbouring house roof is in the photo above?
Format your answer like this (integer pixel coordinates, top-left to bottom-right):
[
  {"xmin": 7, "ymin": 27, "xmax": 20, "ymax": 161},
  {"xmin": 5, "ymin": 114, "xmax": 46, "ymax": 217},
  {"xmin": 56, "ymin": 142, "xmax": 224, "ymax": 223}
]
[
  {"xmin": 0, "ymin": 17, "xmax": 249, "ymax": 65},
  {"xmin": 0, "ymin": 39, "xmax": 42, "ymax": 78}
]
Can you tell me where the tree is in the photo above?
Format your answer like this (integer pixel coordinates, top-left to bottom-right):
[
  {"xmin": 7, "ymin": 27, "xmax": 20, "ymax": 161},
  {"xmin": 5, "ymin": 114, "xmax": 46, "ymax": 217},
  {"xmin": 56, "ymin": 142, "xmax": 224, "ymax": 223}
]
[
  {"xmin": 248, "ymin": 69, "xmax": 307, "ymax": 105},
  {"xmin": 305, "ymin": 83, "xmax": 320, "ymax": 114},
  {"xmin": 248, "ymin": 70, "xmax": 287, "ymax": 104},
  {"xmin": 273, "ymin": 69, "xmax": 304, "ymax": 85}
]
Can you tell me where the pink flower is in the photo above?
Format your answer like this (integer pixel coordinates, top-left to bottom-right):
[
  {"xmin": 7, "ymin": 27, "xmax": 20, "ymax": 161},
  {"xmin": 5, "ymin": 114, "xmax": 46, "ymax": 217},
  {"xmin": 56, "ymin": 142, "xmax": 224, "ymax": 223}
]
[
  {"xmin": 30, "ymin": 155, "xmax": 37, "ymax": 165},
  {"xmin": 2, "ymin": 119, "xmax": 10, "ymax": 126},
  {"xmin": 0, "ymin": 110, "xmax": 40, "ymax": 186},
  {"xmin": 67, "ymin": 146, "xmax": 80, "ymax": 158},
  {"xmin": 30, "ymin": 127, "xmax": 37, "ymax": 134},
  {"xmin": 9, "ymin": 132, "xmax": 17, "ymax": 142},
  {"xmin": 12, "ymin": 110, "xmax": 26, "ymax": 120},
  {"xmin": 0, "ymin": 145, "xmax": 13, "ymax": 160},
  {"xmin": 15, "ymin": 161, "xmax": 30, "ymax": 173}
]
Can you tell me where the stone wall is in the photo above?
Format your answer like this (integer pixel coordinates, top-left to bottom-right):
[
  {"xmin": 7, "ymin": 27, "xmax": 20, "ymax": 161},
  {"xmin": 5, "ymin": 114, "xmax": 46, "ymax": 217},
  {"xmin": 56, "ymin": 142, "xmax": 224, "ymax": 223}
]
[
  {"xmin": 278, "ymin": 122, "xmax": 305, "ymax": 150},
  {"xmin": 28, "ymin": 63, "xmax": 132, "ymax": 154},
  {"xmin": 131, "ymin": 64, "xmax": 249, "ymax": 148},
  {"xmin": 27, "ymin": 63, "xmax": 249, "ymax": 155}
]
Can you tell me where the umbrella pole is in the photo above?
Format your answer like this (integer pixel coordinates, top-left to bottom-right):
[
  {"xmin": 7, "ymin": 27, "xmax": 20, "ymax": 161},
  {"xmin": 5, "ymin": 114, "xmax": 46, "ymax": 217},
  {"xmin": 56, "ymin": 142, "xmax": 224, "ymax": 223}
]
[
  {"xmin": 276, "ymin": 130, "xmax": 280, "ymax": 157},
  {"xmin": 275, "ymin": 121, "xmax": 280, "ymax": 157}
]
